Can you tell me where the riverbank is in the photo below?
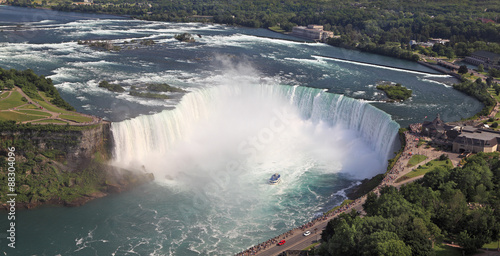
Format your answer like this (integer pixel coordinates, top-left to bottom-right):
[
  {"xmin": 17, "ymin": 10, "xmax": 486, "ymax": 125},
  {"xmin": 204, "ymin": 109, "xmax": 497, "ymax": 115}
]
[
  {"xmin": 240, "ymin": 125, "xmax": 463, "ymax": 256},
  {"xmin": 245, "ymin": 72, "xmax": 500, "ymax": 255},
  {"xmin": 243, "ymin": 57, "xmax": 500, "ymax": 255},
  {"xmin": 0, "ymin": 68, "xmax": 156, "ymax": 209},
  {"xmin": 1, "ymin": 164, "xmax": 155, "ymax": 210}
]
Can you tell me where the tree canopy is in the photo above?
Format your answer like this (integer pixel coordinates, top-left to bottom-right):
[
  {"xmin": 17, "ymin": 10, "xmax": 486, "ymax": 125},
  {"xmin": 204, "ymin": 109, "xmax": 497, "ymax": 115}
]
[
  {"xmin": 0, "ymin": 67, "xmax": 74, "ymax": 111},
  {"xmin": 317, "ymin": 152, "xmax": 500, "ymax": 255}
]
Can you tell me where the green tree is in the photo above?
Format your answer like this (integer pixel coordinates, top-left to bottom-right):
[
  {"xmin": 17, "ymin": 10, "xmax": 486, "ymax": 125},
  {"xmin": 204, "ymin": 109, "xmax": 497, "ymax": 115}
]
[
  {"xmin": 325, "ymin": 218, "xmax": 359, "ymax": 256},
  {"xmin": 5, "ymin": 79, "xmax": 15, "ymax": 89},
  {"xmin": 487, "ymin": 76, "xmax": 494, "ymax": 86},
  {"xmin": 489, "ymin": 68, "xmax": 500, "ymax": 78},
  {"xmin": 493, "ymin": 83, "xmax": 500, "ymax": 96},
  {"xmin": 458, "ymin": 65, "xmax": 469, "ymax": 74},
  {"xmin": 375, "ymin": 239, "xmax": 411, "ymax": 256},
  {"xmin": 478, "ymin": 64, "xmax": 484, "ymax": 72}
]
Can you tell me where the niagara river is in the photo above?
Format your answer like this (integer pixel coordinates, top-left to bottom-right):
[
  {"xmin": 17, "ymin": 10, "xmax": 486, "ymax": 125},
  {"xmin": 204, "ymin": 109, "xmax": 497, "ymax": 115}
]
[{"xmin": 0, "ymin": 5, "xmax": 484, "ymax": 256}]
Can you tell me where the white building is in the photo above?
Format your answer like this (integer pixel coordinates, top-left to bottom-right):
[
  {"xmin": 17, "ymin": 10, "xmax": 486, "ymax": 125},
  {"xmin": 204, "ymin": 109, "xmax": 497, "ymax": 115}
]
[{"xmin": 291, "ymin": 25, "xmax": 334, "ymax": 42}]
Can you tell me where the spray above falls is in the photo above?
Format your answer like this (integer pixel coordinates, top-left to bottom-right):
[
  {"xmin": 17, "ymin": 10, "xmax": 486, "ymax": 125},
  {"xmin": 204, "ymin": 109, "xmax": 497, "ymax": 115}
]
[{"xmin": 111, "ymin": 82, "xmax": 400, "ymax": 182}]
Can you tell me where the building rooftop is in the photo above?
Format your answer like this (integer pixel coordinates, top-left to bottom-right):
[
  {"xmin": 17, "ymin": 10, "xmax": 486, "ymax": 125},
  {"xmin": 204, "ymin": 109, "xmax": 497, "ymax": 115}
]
[
  {"xmin": 456, "ymin": 128, "xmax": 500, "ymax": 142},
  {"xmin": 471, "ymin": 50, "xmax": 500, "ymax": 63}
]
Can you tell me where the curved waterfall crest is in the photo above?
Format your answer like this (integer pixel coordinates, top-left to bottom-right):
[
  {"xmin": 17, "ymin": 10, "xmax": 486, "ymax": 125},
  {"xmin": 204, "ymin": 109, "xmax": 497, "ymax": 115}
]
[{"xmin": 111, "ymin": 83, "xmax": 400, "ymax": 169}]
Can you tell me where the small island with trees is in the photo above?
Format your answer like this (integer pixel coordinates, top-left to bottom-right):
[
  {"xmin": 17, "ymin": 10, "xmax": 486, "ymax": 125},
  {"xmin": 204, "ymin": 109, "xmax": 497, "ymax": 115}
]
[
  {"xmin": 376, "ymin": 83, "xmax": 413, "ymax": 102},
  {"xmin": 98, "ymin": 80, "xmax": 187, "ymax": 100},
  {"xmin": 98, "ymin": 80, "xmax": 125, "ymax": 93}
]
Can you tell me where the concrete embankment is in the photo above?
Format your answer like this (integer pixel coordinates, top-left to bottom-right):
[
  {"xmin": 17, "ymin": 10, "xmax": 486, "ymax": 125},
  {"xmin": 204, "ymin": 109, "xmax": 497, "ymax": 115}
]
[
  {"xmin": 417, "ymin": 61, "xmax": 462, "ymax": 79},
  {"xmin": 314, "ymin": 55, "xmax": 445, "ymax": 75}
]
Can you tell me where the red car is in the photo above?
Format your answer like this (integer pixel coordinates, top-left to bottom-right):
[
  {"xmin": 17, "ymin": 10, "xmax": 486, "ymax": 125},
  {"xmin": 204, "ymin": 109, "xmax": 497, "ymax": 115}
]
[{"xmin": 277, "ymin": 240, "xmax": 286, "ymax": 246}]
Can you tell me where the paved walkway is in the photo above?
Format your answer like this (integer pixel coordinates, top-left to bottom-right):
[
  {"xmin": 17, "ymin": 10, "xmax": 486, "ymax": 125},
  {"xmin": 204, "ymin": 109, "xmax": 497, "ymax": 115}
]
[
  {"xmin": 237, "ymin": 57, "xmax": 500, "ymax": 256},
  {"xmin": 238, "ymin": 125, "xmax": 462, "ymax": 256}
]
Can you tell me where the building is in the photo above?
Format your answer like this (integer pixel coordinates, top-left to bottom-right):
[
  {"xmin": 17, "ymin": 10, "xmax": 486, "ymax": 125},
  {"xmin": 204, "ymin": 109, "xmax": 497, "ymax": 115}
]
[
  {"xmin": 452, "ymin": 127, "xmax": 500, "ymax": 153},
  {"xmin": 421, "ymin": 113, "xmax": 500, "ymax": 153},
  {"xmin": 421, "ymin": 114, "xmax": 461, "ymax": 140},
  {"xmin": 73, "ymin": 0, "xmax": 92, "ymax": 5},
  {"xmin": 464, "ymin": 50, "xmax": 500, "ymax": 70},
  {"xmin": 291, "ymin": 25, "xmax": 334, "ymax": 42},
  {"xmin": 429, "ymin": 38, "xmax": 450, "ymax": 45}
]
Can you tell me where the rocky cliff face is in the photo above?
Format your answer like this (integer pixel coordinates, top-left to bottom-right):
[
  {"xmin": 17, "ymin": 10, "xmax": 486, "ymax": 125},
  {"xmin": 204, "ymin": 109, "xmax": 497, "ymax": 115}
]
[
  {"xmin": 0, "ymin": 122, "xmax": 154, "ymax": 208},
  {"xmin": 21, "ymin": 123, "xmax": 114, "ymax": 170}
]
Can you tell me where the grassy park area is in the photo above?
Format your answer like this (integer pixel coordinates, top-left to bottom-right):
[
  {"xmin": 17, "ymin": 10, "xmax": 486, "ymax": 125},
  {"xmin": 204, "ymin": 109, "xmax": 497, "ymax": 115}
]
[
  {"xmin": 0, "ymin": 87, "xmax": 94, "ymax": 124},
  {"xmin": 0, "ymin": 91, "xmax": 26, "ymax": 109},
  {"xmin": 407, "ymin": 154, "xmax": 428, "ymax": 167},
  {"xmin": 397, "ymin": 158, "xmax": 454, "ymax": 183},
  {"xmin": 434, "ymin": 244, "xmax": 464, "ymax": 256}
]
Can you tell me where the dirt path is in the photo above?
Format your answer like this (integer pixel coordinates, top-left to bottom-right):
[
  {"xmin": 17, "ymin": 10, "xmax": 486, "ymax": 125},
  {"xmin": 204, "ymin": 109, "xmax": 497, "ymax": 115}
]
[
  {"xmin": 0, "ymin": 90, "xmax": 13, "ymax": 101},
  {"xmin": 0, "ymin": 86, "xmax": 102, "ymax": 125}
]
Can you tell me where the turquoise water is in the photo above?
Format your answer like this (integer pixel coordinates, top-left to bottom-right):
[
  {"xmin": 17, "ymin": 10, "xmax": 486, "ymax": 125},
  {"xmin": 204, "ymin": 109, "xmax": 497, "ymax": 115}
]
[{"xmin": 0, "ymin": 6, "xmax": 483, "ymax": 256}]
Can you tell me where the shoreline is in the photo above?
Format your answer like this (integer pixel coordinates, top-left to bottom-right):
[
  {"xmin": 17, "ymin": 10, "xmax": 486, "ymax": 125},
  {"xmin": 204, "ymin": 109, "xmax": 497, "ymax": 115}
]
[
  {"xmin": 0, "ymin": 164, "xmax": 155, "ymax": 211},
  {"xmin": 242, "ymin": 73, "xmax": 499, "ymax": 255},
  {"xmin": 1, "ymin": 5, "xmax": 496, "ymax": 254},
  {"xmin": 240, "ymin": 124, "xmax": 465, "ymax": 256}
]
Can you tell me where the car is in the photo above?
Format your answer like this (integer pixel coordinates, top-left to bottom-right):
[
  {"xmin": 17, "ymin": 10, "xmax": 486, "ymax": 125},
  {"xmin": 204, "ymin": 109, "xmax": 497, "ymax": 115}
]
[
  {"xmin": 303, "ymin": 231, "xmax": 311, "ymax": 236},
  {"xmin": 277, "ymin": 240, "xmax": 286, "ymax": 246}
]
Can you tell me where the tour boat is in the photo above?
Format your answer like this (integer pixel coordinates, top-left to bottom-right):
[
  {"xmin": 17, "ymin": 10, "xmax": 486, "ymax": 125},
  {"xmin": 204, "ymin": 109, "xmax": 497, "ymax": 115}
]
[{"xmin": 269, "ymin": 173, "xmax": 281, "ymax": 184}]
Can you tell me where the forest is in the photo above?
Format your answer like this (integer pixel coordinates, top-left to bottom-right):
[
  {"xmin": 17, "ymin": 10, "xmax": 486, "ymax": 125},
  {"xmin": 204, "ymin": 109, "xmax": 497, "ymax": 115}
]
[
  {"xmin": 8, "ymin": 0, "xmax": 500, "ymax": 60},
  {"xmin": 317, "ymin": 152, "xmax": 500, "ymax": 255}
]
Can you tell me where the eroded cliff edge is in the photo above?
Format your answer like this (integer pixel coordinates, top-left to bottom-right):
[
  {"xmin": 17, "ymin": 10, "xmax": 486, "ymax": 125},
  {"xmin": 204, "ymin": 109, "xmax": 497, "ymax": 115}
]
[{"xmin": 0, "ymin": 121, "xmax": 154, "ymax": 209}]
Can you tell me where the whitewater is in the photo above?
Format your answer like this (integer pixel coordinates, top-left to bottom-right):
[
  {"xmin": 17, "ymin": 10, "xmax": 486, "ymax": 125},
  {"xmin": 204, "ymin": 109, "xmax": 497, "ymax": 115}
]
[
  {"xmin": 110, "ymin": 79, "xmax": 399, "ymax": 255},
  {"xmin": 112, "ymin": 83, "xmax": 399, "ymax": 178},
  {"xmin": 0, "ymin": 6, "xmax": 485, "ymax": 256}
]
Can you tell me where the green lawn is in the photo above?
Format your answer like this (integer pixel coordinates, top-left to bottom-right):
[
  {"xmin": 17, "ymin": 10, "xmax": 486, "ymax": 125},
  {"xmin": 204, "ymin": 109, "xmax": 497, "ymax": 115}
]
[
  {"xmin": 434, "ymin": 243, "xmax": 462, "ymax": 256},
  {"xmin": 482, "ymin": 240, "xmax": 500, "ymax": 250},
  {"xmin": 18, "ymin": 104, "xmax": 39, "ymax": 110},
  {"xmin": 487, "ymin": 87, "xmax": 500, "ymax": 104},
  {"xmin": 0, "ymin": 91, "xmax": 10, "ymax": 99},
  {"xmin": 268, "ymin": 26, "xmax": 286, "ymax": 33},
  {"xmin": 33, "ymin": 99, "xmax": 73, "ymax": 115},
  {"xmin": 31, "ymin": 119, "xmax": 69, "ymax": 124},
  {"xmin": 59, "ymin": 114, "xmax": 93, "ymax": 123},
  {"xmin": 0, "ymin": 111, "xmax": 47, "ymax": 122},
  {"xmin": 398, "ymin": 159, "xmax": 454, "ymax": 182},
  {"xmin": 17, "ymin": 110, "xmax": 52, "ymax": 117},
  {"xmin": 407, "ymin": 154, "xmax": 428, "ymax": 167},
  {"xmin": 0, "ymin": 91, "xmax": 26, "ymax": 109}
]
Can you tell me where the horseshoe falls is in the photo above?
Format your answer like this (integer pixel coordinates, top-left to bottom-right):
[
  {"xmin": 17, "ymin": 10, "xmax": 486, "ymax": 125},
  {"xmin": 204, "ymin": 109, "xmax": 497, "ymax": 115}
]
[
  {"xmin": 107, "ymin": 82, "xmax": 399, "ymax": 255},
  {"xmin": 111, "ymin": 83, "xmax": 399, "ymax": 182},
  {"xmin": 0, "ymin": 6, "xmax": 485, "ymax": 256}
]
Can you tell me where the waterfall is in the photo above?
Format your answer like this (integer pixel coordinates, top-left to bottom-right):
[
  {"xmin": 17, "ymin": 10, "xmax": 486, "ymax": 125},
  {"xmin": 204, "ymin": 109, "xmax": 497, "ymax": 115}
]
[{"xmin": 111, "ymin": 83, "xmax": 400, "ymax": 175}]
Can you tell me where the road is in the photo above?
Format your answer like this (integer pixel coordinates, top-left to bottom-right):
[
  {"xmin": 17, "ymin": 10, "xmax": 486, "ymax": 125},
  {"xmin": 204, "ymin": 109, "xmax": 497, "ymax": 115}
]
[{"xmin": 239, "ymin": 125, "xmax": 462, "ymax": 256}]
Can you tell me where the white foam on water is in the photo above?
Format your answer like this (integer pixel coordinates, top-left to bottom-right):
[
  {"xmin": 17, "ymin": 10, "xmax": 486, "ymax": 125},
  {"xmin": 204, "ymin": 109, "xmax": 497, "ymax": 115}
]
[
  {"xmin": 419, "ymin": 77, "xmax": 453, "ymax": 88},
  {"xmin": 314, "ymin": 55, "xmax": 451, "ymax": 77}
]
